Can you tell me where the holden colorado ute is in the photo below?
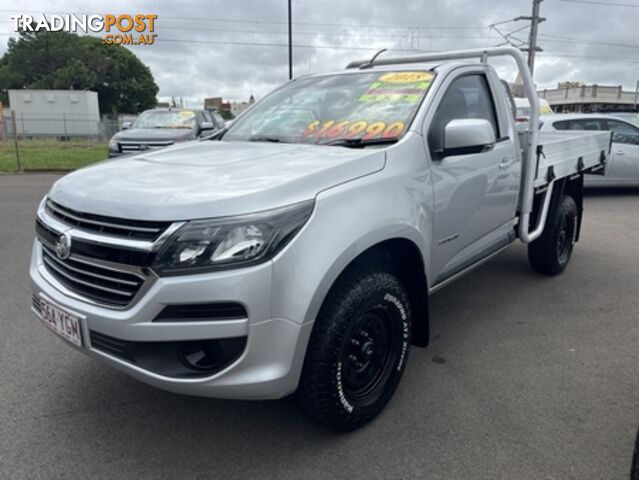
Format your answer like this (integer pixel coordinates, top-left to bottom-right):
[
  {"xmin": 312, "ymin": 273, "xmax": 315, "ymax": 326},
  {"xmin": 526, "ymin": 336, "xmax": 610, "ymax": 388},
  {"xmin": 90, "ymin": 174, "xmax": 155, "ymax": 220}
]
[{"xmin": 30, "ymin": 47, "xmax": 610, "ymax": 431}]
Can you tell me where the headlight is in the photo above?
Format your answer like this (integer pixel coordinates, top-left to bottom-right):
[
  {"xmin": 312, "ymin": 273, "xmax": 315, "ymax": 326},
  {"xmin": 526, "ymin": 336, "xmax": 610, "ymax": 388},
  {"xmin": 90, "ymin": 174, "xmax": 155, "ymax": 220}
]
[
  {"xmin": 108, "ymin": 139, "xmax": 119, "ymax": 152},
  {"xmin": 152, "ymin": 200, "xmax": 314, "ymax": 276}
]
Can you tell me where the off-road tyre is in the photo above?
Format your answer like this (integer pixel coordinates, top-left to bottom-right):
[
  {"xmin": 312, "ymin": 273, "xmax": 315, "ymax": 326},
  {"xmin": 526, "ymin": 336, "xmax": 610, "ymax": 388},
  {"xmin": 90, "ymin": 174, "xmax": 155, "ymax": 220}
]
[
  {"xmin": 528, "ymin": 194, "xmax": 578, "ymax": 275},
  {"xmin": 298, "ymin": 270, "xmax": 411, "ymax": 431}
]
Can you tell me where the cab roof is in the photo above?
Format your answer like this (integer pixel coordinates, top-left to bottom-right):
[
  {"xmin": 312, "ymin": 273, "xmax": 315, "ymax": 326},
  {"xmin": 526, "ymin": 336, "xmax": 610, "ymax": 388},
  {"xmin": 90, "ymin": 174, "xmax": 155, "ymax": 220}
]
[{"xmin": 295, "ymin": 60, "xmax": 487, "ymax": 82}]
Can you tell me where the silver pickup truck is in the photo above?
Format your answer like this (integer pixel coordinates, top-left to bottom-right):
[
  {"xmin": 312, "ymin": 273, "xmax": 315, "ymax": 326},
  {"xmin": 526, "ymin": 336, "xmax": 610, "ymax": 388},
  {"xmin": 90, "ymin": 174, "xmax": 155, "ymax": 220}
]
[{"xmin": 30, "ymin": 47, "xmax": 610, "ymax": 431}]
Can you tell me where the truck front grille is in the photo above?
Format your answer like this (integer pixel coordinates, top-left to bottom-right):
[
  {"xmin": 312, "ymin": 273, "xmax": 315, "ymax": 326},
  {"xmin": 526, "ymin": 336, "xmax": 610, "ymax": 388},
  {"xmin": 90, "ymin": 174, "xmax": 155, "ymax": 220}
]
[
  {"xmin": 118, "ymin": 140, "xmax": 174, "ymax": 154},
  {"xmin": 41, "ymin": 243, "xmax": 146, "ymax": 307},
  {"xmin": 45, "ymin": 199, "xmax": 171, "ymax": 241},
  {"xmin": 35, "ymin": 219, "xmax": 153, "ymax": 267},
  {"xmin": 34, "ymin": 201, "xmax": 170, "ymax": 308}
]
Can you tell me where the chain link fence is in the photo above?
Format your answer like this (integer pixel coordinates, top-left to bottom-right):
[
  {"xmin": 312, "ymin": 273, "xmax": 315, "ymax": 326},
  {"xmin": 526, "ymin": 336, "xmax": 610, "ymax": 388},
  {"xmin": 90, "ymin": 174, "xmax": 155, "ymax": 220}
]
[{"xmin": 0, "ymin": 112, "xmax": 116, "ymax": 172}]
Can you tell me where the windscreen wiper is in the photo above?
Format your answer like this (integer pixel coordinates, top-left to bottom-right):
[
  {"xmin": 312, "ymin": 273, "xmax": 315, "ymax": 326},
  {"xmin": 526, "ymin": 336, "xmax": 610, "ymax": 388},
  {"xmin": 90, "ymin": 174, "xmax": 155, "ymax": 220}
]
[
  {"xmin": 202, "ymin": 128, "xmax": 227, "ymax": 141},
  {"xmin": 324, "ymin": 137, "xmax": 399, "ymax": 148},
  {"xmin": 248, "ymin": 135, "xmax": 287, "ymax": 143}
]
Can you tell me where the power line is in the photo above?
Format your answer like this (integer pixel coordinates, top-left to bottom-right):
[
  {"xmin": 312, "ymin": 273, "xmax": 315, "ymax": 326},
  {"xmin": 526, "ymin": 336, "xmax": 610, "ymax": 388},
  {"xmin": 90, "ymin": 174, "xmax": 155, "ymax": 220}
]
[
  {"xmin": 2, "ymin": 29, "xmax": 638, "ymax": 57},
  {"xmin": 0, "ymin": 32, "xmax": 432, "ymax": 53},
  {"xmin": 3, "ymin": 31, "xmax": 639, "ymax": 63},
  {"xmin": 0, "ymin": 9, "xmax": 487, "ymax": 31},
  {"xmin": 539, "ymin": 52, "xmax": 639, "ymax": 61},
  {"xmin": 559, "ymin": 0, "xmax": 639, "ymax": 7},
  {"xmin": 539, "ymin": 33, "xmax": 639, "ymax": 49},
  {"xmin": 490, "ymin": 0, "xmax": 545, "ymax": 73},
  {"xmin": 0, "ymin": 21, "xmax": 500, "ymax": 41},
  {"xmin": 153, "ymin": 38, "xmax": 426, "ymax": 52}
]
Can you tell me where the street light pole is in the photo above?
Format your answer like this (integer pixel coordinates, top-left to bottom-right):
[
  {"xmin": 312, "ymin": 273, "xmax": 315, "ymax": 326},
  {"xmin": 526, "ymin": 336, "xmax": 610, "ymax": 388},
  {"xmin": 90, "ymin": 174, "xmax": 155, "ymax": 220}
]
[{"xmin": 288, "ymin": 0, "xmax": 293, "ymax": 80}]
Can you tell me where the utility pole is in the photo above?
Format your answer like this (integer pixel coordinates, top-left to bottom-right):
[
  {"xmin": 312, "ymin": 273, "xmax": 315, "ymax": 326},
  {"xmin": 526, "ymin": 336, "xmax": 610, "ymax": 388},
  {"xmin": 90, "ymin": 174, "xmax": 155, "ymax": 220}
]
[
  {"xmin": 523, "ymin": 0, "xmax": 545, "ymax": 75},
  {"xmin": 288, "ymin": 0, "xmax": 293, "ymax": 80}
]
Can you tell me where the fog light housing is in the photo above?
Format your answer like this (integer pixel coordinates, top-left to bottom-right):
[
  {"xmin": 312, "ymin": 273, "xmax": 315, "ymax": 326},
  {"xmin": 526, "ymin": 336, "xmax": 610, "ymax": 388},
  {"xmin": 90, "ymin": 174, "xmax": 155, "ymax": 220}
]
[
  {"xmin": 179, "ymin": 340, "xmax": 229, "ymax": 371},
  {"xmin": 89, "ymin": 330, "xmax": 247, "ymax": 378}
]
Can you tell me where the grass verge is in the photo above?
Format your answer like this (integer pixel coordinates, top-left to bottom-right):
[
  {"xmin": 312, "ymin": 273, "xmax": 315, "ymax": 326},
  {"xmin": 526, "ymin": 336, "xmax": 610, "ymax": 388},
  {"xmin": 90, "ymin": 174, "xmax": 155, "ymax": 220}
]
[{"xmin": 0, "ymin": 139, "xmax": 108, "ymax": 172}]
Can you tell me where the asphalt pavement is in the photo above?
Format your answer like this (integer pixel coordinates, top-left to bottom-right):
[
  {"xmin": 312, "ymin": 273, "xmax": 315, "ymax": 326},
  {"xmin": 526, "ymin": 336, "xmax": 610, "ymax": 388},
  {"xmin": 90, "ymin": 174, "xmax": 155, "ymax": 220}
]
[{"xmin": 1, "ymin": 174, "xmax": 638, "ymax": 480}]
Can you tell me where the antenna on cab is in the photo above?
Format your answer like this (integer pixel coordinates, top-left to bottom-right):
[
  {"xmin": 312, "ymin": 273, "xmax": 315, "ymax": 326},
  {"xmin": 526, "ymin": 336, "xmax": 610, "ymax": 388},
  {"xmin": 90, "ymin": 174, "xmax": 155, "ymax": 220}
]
[{"xmin": 359, "ymin": 48, "xmax": 388, "ymax": 69}]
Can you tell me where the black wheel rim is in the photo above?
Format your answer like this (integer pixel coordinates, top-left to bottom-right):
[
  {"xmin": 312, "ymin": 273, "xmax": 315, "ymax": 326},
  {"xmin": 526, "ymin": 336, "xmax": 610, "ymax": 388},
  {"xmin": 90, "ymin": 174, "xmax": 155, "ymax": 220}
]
[
  {"xmin": 556, "ymin": 213, "xmax": 575, "ymax": 265},
  {"xmin": 340, "ymin": 304, "xmax": 401, "ymax": 407}
]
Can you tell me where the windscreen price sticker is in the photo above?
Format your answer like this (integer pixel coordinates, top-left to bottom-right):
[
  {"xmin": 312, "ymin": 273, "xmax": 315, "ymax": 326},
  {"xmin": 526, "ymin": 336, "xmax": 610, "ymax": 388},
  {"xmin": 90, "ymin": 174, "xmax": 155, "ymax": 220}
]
[
  {"xmin": 360, "ymin": 71, "xmax": 434, "ymax": 103},
  {"xmin": 303, "ymin": 120, "xmax": 405, "ymax": 141}
]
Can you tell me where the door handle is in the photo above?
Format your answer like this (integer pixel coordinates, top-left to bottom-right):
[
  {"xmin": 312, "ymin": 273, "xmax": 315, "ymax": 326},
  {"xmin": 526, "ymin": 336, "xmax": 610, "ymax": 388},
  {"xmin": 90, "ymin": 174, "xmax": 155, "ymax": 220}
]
[
  {"xmin": 499, "ymin": 158, "xmax": 514, "ymax": 169},
  {"xmin": 615, "ymin": 151, "xmax": 625, "ymax": 156}
]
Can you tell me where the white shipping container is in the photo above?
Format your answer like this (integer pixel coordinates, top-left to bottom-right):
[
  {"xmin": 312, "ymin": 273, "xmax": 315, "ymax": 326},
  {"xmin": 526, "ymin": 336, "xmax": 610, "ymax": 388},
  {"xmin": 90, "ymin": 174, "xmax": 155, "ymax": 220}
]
[{"xmin": 8, "ymin": 89, "xmax": 100, "ymax": 136}]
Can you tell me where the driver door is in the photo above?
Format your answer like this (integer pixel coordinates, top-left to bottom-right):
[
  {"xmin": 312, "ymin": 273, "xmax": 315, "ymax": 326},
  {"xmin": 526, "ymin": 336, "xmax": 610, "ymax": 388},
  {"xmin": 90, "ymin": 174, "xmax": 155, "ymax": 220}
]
[{"xmin": 426, "ymin": 72, "xmax": 519, "ymax": 285}]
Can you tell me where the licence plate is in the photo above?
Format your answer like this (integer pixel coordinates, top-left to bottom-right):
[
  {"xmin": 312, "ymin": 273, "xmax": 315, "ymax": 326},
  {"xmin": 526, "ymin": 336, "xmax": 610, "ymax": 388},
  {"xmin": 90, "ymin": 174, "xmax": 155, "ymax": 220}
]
[{"xmin": 39, "ymin": 296, "xmax": 84, "ymax": 347}]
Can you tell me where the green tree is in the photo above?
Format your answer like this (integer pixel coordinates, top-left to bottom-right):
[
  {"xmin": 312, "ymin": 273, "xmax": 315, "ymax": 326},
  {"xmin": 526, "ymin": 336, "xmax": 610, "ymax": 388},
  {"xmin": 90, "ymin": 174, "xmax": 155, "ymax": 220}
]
[
  {"xmin": 0, "ymin": 31, "xmax": 159, "ymax": 114},
  {"xmin": 219, "ymin": 109, "xmax": 235, "ymax": 120}
]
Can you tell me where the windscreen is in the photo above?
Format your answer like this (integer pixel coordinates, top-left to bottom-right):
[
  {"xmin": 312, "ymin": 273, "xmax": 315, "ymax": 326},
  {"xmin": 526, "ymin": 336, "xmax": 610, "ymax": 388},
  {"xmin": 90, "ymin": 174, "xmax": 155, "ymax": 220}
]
[
  {"xmin": 224, "ymin": 70, "xmax": 435, "ymax": 145},
  {"xmin": 539, "ymin": 105, "xmax": 553, "ymax": 115},
  {"xmin": 133, "ymin": 110, "xmax": 197, "ymax": 129},
  {"xmin": 517, "ymin": 107, "xmax": 531, "ymax": 118}
]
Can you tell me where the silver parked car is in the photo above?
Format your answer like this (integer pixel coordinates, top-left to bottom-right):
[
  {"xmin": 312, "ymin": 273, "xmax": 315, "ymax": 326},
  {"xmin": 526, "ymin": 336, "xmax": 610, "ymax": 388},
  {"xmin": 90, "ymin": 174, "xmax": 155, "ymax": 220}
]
[
  {"xmin": 30, "ymin": 47, "xmax": 610, "ymax": 431},
  {"xmin": 540, "ymin": 113, "xmax": 639, "ymax": 187},
  {"xmin": 108, "ymin": 109, "xmax": 223, "ymax": 158}
]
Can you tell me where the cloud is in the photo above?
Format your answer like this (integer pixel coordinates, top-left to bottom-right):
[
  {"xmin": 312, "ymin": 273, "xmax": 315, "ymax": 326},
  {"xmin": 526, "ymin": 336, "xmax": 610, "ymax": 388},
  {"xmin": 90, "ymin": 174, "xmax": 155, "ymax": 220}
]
[{"xmin": 0, "ymin": 0, "xmax": 637, "ymax": 108}]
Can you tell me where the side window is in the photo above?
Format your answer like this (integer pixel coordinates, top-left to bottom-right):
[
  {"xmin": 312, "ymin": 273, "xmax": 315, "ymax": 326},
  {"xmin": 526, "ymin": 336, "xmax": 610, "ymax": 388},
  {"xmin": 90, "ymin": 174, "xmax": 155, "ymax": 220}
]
[
  {"xmin": 605, "ymin": 119, "xmax": 639, "ymax": 145},
  {"xmin": 570, "ymin": 119, "xmax": 602, "ymax": 131},
  {"xmin": 553, "ymin": 119, "xmax": 602, "ymax": 131},
  {"xmin": 428, "ymin": 74, "xmax": 498, "ymax": 157}
]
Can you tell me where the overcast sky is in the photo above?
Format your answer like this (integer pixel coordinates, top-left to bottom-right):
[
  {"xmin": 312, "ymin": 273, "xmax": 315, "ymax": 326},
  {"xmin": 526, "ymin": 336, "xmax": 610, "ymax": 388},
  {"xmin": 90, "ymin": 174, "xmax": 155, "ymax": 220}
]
[{"xmin": 1, "ymin": 0, "xmax": 637, "ymax": 108}]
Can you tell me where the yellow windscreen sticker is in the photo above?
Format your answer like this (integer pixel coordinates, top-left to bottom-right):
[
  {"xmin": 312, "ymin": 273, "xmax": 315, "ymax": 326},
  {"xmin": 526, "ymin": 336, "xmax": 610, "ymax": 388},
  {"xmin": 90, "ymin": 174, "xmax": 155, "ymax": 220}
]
[
  {"xmin": 378, "ymin": 72, "xmax": 434, "ymax": 83},
  {"xmin": 359, "ymin": 71, "xmax": 434, "ymax": 103}
]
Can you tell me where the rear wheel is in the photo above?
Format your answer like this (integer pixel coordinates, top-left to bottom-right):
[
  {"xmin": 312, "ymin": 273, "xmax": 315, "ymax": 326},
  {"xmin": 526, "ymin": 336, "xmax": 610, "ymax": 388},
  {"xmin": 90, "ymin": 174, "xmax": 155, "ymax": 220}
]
[
  {"xmin": 298, "ymin": 270, "xmax": 411, "ymax": 431},
  {"xmin": 528, "ymin": 194, "xmax": 578, "ymax": 275}
]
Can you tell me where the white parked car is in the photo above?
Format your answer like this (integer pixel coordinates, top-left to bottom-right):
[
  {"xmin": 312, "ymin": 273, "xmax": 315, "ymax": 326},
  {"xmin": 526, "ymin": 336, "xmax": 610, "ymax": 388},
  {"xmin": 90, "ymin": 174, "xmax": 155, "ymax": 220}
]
[
  {"xmin": 608, "ymin": 112, "xmax": 639, "ymax": 126},
  {"xmin": 540, "ymin": 114, "xmax": 639, "ymax": 187}
]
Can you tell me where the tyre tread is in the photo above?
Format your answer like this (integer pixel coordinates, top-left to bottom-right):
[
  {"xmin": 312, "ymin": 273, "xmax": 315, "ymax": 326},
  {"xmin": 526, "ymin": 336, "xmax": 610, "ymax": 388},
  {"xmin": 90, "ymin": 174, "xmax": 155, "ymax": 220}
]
[{"xmin": 298, "ymin": 268, "xmax": 411, "ymax": 431}]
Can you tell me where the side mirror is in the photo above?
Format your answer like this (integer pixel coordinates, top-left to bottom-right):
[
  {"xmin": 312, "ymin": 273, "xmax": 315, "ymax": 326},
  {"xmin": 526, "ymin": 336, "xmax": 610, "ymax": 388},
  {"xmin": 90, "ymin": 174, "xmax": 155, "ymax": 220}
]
[
  {"xmin": 121, "ymin": 121, "xmax": 131, "ymax": 130},
  {"xmin": 443, "ymin": 119, "xmax": 496, "ymax": 156},
  {"xmin": 200, "ymin": 121, "xmax": 215, "ymax": 131}
]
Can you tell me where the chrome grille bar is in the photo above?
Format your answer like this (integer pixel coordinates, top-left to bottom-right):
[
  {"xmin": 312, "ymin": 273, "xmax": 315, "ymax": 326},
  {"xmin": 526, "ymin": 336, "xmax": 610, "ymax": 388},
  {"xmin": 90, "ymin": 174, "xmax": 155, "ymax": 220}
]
[
  {"xmin": 42, "ymin": 245, "xmax": 140, "ymax": 287},
  {"xmin": 46, "ymin": 200, "xmax": 162, "ymax": 234},
  {"xmin": 37, "ymin": 202, "xmax": 184, "ymax": 253},
  {"xmin": 42, "ymin": 254, "xmax": 135, "ymax": 297}
]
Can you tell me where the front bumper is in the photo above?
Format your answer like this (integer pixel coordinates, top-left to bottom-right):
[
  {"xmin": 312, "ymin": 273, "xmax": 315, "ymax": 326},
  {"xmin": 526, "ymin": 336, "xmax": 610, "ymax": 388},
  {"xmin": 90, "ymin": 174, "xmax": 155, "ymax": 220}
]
[
  {"xmin": 107, "ymin": 150, "xmax": 132, "ymax": 158},
  {"xmin": 29, "ymin": 241, "xmax": 312, "ymax": 399}
]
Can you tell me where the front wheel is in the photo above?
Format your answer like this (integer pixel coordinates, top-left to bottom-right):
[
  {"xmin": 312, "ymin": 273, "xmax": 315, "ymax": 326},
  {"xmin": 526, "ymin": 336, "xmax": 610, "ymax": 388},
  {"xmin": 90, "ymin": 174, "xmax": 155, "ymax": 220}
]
[
  {"xmin": 298, "ymin": 270, "xmax": 411, "ymax": 431},
  {"xmin": 528, "ymin": 194, "xmax": 578, "ymax": 275}
]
